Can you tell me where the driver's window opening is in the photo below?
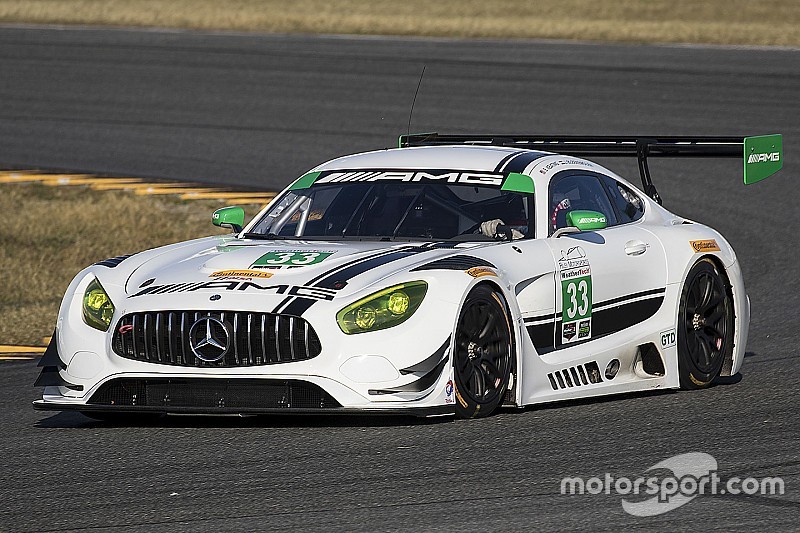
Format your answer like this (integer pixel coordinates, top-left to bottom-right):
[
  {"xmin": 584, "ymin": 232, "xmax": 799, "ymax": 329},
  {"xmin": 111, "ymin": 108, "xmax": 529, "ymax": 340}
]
[{"xmin": 549, "ymin": 173, "xmax": 618, "ymax": 234}]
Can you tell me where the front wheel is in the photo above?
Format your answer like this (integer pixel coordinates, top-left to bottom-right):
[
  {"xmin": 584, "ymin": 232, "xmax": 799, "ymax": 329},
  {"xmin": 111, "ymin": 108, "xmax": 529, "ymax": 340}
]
[
  {"xmin": 453, "ymin": 285, "xmax": 513, "ymax": 418},
  {"xmin": 677, "ymin": 258, "xmax": 734, "ymax": 389}
]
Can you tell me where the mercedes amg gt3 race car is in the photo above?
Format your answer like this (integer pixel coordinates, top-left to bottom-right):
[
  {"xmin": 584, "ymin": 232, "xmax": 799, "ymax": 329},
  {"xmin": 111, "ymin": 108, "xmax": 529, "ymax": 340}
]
[{"xmin": 34, "ymin": 133, "xmax": 783, "ymax": 418}]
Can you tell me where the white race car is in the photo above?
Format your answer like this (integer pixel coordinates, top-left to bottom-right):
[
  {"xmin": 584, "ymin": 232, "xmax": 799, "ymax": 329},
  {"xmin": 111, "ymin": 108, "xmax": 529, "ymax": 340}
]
[{"xmin": 34, "ymin": 133, "xmax": 782, "ymax": 418}]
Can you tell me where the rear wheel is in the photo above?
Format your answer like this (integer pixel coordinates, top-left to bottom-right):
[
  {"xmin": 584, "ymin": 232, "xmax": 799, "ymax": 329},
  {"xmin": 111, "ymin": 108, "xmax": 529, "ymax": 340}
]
[
  {"xmin": 453, "ymin": 285, "xmax": 513, "ymax": 418},
  {"xmin": 678, "ymin": 259, "xmax": 734, "ymax": 389}
]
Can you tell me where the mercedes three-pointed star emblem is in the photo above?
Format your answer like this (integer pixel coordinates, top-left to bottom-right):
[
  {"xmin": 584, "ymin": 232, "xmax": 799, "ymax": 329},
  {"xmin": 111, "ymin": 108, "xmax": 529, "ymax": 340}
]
[{"xmin": 188, "ymin": 316, "xmax": 231, "ymax": 362}]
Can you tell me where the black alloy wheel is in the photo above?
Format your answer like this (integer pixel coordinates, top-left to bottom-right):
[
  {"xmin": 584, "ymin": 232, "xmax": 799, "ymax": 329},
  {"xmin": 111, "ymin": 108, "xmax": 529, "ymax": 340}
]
[
  {"xmin": 453, "ymin": 285, "xmax": 513, "ymax": 418},
  {"xmin": 678, "ymin": 258, "xmax": 734, "ymax": 389}
]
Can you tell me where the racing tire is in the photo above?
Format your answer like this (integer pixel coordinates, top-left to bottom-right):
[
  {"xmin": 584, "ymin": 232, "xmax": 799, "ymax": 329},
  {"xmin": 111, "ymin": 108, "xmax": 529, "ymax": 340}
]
[
  {"xmin": 453, "ymin": 285, "xmax": 513, "ymax": 418},
  {"xmin": 677, "ymin": 258, "xmax": 734, "ymax": 389}
]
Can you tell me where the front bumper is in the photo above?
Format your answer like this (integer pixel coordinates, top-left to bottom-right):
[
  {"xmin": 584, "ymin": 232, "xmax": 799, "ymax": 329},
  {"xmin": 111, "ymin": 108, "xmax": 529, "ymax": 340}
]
[
  {"xmin": 37, "ymin": 270, "xmax": 468, "ymax": 415},
  {"xmin": 34, "ymin": 325, "xmax": 456, "ymax": 416}
]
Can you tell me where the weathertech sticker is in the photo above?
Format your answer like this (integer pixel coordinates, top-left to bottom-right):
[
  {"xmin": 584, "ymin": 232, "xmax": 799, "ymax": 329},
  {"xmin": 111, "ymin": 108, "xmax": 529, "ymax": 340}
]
[
  {"xmin": 690, "ymin": 240, "xmax": 720, "ymax": 253},
  {"xmin": 210, "ymin": 270, "xmax": 274, "ymax": 280},
  {"xmin": 559, "ymin": 246, "xmax": 592, "ymax": 345},
  {"xmin": 251, "ymin": 251, "xmax": 334, "ymax": 269}
]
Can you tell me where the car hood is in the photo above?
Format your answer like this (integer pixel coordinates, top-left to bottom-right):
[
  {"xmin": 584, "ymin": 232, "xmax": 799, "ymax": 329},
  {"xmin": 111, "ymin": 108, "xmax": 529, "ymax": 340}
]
[{"xmin": 124, "ymin": 237, "xmax": 491, "ymax": 299}]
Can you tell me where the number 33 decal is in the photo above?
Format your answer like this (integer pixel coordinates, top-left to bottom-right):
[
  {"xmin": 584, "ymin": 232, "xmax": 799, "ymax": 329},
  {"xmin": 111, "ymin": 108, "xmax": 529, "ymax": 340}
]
[
  {"xmin": 252, "ymin": 251, "xmax": 333, "ymax": 268},
  {"xmin": 561, "ymin": 274, "xmax": 592, "ymax": 322},
  {"xmin": 264, "ymin": 252, "xmax": 322, "ymax": 265},
  {"xmin": 565, "ymin": 279, "xmax": 590, "ymax": 319}
]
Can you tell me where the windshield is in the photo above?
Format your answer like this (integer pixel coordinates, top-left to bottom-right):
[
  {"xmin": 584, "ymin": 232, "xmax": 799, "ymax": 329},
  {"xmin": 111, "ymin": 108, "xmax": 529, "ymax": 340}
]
[{"xmin": 247, "ymin": 176, "xmax": 534, "ymax": 241}]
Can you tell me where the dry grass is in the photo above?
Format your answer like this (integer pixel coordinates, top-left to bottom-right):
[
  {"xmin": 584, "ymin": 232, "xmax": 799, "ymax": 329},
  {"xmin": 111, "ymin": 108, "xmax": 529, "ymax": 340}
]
[
  {"xmin": 0, "ymin": 0, "xmax": 798, "ymax": 46},
  {"xmin": 0, "ymin": 183, "xmax": 261, "ymax": 345}
]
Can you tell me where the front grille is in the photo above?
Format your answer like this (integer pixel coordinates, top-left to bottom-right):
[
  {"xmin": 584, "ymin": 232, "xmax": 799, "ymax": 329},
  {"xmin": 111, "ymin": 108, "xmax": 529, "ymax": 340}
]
[
  {"xmin": 112, "ymin": 311, "xmax": 322, "ymax": 367},
  {"xmin": 88, "ymin": 378, "xmax": 340, "ymax": 409}
]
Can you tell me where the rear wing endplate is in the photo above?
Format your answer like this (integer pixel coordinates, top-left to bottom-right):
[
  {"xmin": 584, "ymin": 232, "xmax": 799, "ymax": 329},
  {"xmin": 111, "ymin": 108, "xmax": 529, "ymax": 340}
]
[{"xmin": 399, "ymin": 133, "xmax": 782, "ymax": 204}]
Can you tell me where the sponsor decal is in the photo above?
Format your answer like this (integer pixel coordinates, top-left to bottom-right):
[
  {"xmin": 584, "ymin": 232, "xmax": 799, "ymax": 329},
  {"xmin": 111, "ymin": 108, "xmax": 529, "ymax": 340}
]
[
  {"xmin": 130, "ymin": 281, "xmax": 337, "ymax": 301},
  {"xmin": 210, "ymin": 269, "xmax": 274, "ymax": 280},
  {"xmin": 118, "ymin": 324, "xmax": 134, "ymax": 335},
  {"xmin": 563, "ymin": 322, "xmax": 577, "ymax": 341},
  {"xmin": 689, "ymin": 239, "xmax": 720, "ymax": 253},
  {"xmin": 538, "ymin": 159, "xmax": 595, "ymax": 175},
  {"xmin": 558, "ymin": 246, "xmax": 589, "ymax": 270},
  {"xmin": 445, "ymin": 379, "xmax": 455, "ymax": 404},
  {"xmin": 660, "ymin": 329, "xmax": 677, "ymax": 349},
  {"xmin": 466, "ymin": 266, "xmax": 497, "ymax": 278},
  {"xmin": 251, "ymin": 251, "xmax": 334, "ymax": 269},
  {"xmin": 747, "ymin": 152, "xmax": 780, "ymax": 164},
  {"xmin": 578, "ymin": 216, "xmax": 606, "ymax": 225},
  {"xmin": 560, "ymin": 249, "xmax": 592, "ymax": 344},
  {"xmin": 316, "ymin": 170, "xmax": 504, "ymax": 187}
]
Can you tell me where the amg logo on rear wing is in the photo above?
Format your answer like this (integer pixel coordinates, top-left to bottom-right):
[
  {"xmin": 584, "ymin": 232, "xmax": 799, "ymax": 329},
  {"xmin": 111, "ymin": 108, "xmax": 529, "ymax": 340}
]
[{"xmin": 747, "ymin": 152, "xmax": 780, "ymax": 163}]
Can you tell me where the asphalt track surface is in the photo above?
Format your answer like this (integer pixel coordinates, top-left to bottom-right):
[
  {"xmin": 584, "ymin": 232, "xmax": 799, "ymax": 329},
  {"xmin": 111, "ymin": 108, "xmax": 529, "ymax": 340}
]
[{"xmin": 1, "ymin": 27, "xmax": 799, "ymax": 531}]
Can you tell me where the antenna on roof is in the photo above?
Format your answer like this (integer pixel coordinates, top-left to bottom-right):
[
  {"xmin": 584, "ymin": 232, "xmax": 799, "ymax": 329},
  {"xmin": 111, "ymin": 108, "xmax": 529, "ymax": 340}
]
[{"xmin": 407, "ymin": 65, "xmax": 426, "ymax": 137}]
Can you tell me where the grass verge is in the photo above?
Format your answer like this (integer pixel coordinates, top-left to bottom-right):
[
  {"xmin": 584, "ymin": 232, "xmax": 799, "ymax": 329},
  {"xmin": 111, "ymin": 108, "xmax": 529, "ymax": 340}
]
[
  {"xmin": 0, "ymin": 183, "xmax": 260, "ymax": 345},
  {"xmin": 0, "ymin": 0, "xmax": 798, "ymax": 47}
]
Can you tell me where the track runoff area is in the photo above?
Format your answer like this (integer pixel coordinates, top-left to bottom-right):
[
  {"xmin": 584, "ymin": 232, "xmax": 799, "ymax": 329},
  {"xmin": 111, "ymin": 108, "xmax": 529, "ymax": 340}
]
[{"xmin": 0, "ymin": 169, "xmax": 277, "ymax": 359}]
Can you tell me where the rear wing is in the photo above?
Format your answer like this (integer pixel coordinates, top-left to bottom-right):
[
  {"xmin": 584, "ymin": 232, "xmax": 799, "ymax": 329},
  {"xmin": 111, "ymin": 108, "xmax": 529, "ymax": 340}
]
[{"xmin": 398, "ymin": 133, "xmax": 782, "ymax": 204}]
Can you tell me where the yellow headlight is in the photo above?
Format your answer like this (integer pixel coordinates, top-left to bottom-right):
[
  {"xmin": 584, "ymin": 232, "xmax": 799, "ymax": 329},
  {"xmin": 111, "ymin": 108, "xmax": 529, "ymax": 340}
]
[
  {"xmin": 336, "ymin": 281, "xmax": 427, "ymax": 335},
  {"xmin": 355, "ymin": 306, "xmax": 376, "ymax": 329},
  {"xmin": 82, "ymin": 278, "xmax": 115, "ymax": 331},
  {"xmin": 387, "ymin": 291, "xmax": 410, "ymax": 315}
]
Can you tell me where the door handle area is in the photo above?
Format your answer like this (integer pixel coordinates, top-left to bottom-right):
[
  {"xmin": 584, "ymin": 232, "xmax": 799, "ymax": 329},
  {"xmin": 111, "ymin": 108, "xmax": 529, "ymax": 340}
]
[{"xmin": 624, "ymin": 240, "xmax": 649, "ymax": 256}]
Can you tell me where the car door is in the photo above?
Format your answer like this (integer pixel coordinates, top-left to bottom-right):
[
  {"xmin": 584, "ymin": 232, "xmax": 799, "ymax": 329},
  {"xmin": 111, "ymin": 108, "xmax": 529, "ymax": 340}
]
[{"xmin": 544, "ymin": 171, "xmax": 667, "ymax": 352}]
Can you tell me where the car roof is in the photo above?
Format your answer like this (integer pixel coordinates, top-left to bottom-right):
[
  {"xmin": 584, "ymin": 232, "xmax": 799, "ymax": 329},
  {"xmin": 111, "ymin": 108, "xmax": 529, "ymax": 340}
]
[{"xmin": 313, "ymin": 145, "xmax": 553, "ymax": 173}]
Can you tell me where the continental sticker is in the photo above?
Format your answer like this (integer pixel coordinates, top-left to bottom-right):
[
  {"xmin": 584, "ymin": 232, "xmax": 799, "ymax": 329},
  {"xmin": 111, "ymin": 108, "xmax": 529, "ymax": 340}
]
[
  {"xmin": 559, "ymin": 246, "xmax": 591, "ymax": 345},
  {"xmin": 690, "ymin": 239, "xmax": 720, "ymax": 253},
  {"xmin": 466, "ymin": 266, "xmax": 497, "ymax": 278},
  {"xmin": 210, "ymin": 270, "xmax": 274, "ymax": 280}
]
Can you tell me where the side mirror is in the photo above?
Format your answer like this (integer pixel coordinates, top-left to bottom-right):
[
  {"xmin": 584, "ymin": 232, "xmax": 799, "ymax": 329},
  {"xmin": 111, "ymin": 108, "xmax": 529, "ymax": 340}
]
[
  {"xmin": 212, "ymin": 206, "xmax": 245, "ymax": 233},
  {"xmin": 566, "ymin": 210, "xmax": 607, "ymax": 231},
  {"xmin": 553, "ymin": 210, "xmax": 608, "ymax": 238}
]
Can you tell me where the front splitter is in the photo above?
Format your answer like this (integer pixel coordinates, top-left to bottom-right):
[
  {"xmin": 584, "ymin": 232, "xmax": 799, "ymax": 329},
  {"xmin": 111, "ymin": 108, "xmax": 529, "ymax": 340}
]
[{"xmin": 32, "ymin": 400, "xmax": 455, "ymax": 418}]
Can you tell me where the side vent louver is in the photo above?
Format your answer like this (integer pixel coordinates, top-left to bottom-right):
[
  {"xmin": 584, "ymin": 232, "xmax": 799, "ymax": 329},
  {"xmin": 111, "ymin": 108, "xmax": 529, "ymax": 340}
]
[
  {"xmin": 548, "ymin": 361, "xmax": 603, "ymax": 391},
  {"xmin": 410, "ymin": 255, "xmax": 495, "ymax": 272},
  {"xmin": 94, "ymin": 254, "xmax": 133, "ymax": 268}
]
